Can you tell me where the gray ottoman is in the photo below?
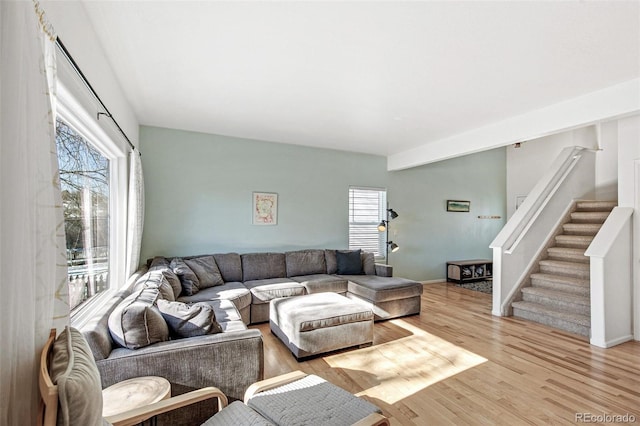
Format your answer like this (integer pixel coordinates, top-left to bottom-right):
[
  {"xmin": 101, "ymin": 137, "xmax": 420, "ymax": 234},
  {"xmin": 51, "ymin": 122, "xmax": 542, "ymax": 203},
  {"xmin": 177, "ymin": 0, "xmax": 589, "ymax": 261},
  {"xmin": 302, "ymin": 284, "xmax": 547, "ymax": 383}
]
[{"xmin": 270, "ymin": 293, "xmax": 374, "ymax": 360}]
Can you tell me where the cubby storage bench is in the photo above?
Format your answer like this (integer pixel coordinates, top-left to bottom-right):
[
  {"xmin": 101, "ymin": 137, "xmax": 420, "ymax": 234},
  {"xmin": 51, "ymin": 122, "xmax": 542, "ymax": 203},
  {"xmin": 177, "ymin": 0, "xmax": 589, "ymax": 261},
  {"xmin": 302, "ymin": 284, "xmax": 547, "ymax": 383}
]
[{"xmin": 446, "ymin": 259, "xmax": 493, "ymax": 284}]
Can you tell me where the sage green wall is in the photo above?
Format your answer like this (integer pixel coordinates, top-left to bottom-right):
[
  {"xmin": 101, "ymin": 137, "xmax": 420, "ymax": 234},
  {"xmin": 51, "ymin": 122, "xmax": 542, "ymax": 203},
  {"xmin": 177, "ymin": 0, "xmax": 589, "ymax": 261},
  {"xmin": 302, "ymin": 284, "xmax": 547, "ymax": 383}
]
[
  {"xmin": 388, "ymin": 148, "xmax": 506, "ymax": 281},
  {"xmin": 140, "ymin": 126, "xmax": 506, "ymax": 281},
  {"xmin": 139, "ymin": 126, "xmax": 388, "ymax": 262}
]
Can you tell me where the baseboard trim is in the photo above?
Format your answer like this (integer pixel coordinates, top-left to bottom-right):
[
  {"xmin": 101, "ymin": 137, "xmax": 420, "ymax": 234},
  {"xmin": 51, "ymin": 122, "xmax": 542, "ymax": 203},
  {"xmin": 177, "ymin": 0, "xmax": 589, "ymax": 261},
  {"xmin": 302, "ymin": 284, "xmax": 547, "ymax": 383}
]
[{"xmin": 590, "ymin": 334, "xmax": 634, "ymax": 348}]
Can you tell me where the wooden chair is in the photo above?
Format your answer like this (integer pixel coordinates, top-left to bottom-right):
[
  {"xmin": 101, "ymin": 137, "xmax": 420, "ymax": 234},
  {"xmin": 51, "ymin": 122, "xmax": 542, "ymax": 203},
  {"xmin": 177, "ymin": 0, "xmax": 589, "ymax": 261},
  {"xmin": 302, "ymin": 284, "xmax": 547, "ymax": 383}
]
[
  {"xmin": 39, "ymin": 328, "xmax": 389, "ymax": 426},
  {"xmin": 38, "ymin": 328, "xmax": 227, "ymax": 426},
  {"xmin": 243, "ymin": 370, "xmax": 390, "ymax": 426}
]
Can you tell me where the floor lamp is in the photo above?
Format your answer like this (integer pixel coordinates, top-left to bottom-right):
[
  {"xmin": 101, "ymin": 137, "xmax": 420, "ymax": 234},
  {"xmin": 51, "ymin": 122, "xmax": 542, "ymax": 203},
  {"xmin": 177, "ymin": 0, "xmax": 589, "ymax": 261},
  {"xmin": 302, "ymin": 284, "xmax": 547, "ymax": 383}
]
[{"xmin": 378, "ymin": 208, "xmax": 399, "ymax": 264}]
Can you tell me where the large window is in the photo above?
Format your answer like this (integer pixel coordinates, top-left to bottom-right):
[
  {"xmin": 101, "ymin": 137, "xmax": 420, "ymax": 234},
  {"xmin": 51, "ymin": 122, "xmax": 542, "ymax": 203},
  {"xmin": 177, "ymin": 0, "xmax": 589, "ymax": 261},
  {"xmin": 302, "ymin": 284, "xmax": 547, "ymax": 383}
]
[
  {"xmin": 56, "ymin": 119, "xmax": 110, "ymax": 310},
  {"xmin": 348, "ymin": 187, "xmax": 387, "ymax": 258}
]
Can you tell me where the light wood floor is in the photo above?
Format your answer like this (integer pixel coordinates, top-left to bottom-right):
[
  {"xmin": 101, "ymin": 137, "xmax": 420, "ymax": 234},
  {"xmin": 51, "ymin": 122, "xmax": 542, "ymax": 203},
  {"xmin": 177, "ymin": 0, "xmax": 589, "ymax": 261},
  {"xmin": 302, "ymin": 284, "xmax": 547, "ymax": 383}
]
[{"xmin": 251, "ymin": 283, "xmax": 640, "ymax": 425}]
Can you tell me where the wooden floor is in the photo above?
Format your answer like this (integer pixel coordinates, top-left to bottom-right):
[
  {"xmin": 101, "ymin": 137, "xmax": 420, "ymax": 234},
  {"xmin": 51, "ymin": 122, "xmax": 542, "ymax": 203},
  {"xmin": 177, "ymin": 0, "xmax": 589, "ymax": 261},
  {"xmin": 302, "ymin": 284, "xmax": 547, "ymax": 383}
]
[{"xmin": 252, "ymin": 283, "xmax": 640, "ymax": 425}]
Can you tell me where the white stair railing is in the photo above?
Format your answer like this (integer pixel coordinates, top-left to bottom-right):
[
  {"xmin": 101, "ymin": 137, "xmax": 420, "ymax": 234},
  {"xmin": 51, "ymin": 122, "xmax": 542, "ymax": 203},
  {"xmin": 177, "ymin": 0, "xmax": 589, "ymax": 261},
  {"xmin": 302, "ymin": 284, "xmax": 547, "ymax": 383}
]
[
  {"xmin": 585, "ymin": 207, "xmax": 634, "ymax": 348},
  {"xmin": 490, "ymin": 146, "xmax": 596, "ymax": 316}
]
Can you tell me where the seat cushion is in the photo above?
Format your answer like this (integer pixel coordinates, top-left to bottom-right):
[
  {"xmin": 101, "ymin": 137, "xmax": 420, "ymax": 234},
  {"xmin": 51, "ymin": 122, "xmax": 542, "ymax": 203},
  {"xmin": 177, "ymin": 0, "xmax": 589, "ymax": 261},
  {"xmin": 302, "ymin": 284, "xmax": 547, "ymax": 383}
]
[
  {"xmin": 247, "ymin": 374, "xmax": 381, "ymax": 426},
  {"xmin": 202, "ymin": 401, "xmax": 274, "ymax": 426},
  {"xmin": 177, "ymin": 281, "xmax": 251, "ymax": 310},
  {"xmin": 291, "ymin": 274, "xmax": 348, "ymax": 294},
  {"xmin": 244, "ymin": 278, "xmax": 305, "ymax": 304},
  {"xmin": 50, "ymin": 327, "xmax": 104, "ymax": 426},
  {"xmin": 344, "ymin": 275, "xmax": 423, "ymax": 302}
]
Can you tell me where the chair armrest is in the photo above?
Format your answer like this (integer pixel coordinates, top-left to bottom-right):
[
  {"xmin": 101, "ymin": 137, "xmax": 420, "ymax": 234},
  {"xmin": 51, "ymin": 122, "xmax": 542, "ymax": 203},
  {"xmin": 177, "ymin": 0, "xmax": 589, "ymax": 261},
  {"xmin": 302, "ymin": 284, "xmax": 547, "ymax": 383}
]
[
  {"xmin": 244, "ymin": 370, "xmax": 307, "ymax": 403},
  {"xmin": 106, "ymin": 386, "xmax": 228, "ymax": 426},
  {"xmin": 374, "ymin": 263, "xmax": 393, "ymax": 277},
  {"xmin": 353, "ymin": 412, "xmax": 390, "ymax": 426}
]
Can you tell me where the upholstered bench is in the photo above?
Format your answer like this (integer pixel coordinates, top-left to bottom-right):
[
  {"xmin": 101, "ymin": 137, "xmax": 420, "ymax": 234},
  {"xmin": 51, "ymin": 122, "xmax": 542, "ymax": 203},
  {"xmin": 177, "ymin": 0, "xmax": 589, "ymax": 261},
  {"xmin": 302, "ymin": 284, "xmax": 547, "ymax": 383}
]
[
  {"xmin": 270, "ymin": 293, "xmax": 374, "ymax": 360},
  {"xmin": 342, "ymin": 275, "xmax": 423, "ymax": 320}
]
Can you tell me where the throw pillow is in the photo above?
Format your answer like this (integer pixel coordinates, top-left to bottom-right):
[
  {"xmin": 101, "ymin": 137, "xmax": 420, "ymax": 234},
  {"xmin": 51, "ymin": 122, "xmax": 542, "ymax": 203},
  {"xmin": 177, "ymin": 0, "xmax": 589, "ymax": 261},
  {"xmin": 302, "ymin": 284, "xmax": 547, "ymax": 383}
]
[
  {"xmin": 170, "ymin": 257, "xmax": 200, "ymax": 296},
  {"xmin": 134, "ymin": 270, "xmax": 175, "ymax": 301},
  {"xmin": 108, "ymin": 287, "xmax": 169, "ymax": 349},
  {"xmin": 362, "ymin": 251, "xmax": 376, "ymax": 275},
  {"xmin": 336, "ymin": 249, "xmax": 363, "ymax": 275},
  {"xmin": 157, "ymin": 300, "xmax": 223, "ymax": 338},
  {"xmin": 149, "ymin": 257, "xmax": 183, "ymax": 299},
  {"xmin": 184, "ymin": 255, "xmax": 224, "ymax": 288},
  {"xmin": 50, "ymin": 326, "xmax": 104, "ymax": 426}
]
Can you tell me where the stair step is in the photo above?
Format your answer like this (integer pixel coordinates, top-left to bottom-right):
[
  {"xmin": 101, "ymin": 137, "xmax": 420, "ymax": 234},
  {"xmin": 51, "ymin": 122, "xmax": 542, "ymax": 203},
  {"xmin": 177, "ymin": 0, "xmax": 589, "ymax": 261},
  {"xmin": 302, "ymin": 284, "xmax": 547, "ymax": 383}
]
[
  {"xmin": 521, "ymin": 287, "xmax": 590, "ymax": 315},
  {"xmin": 512, "ymin": 301, "xmax": 590, "ymax": 336},
  {"xmin": 570, "ymin": 211, "xmax": 609, "ymax": 224},
  {"xmin": 530, "ymin": 273, "xmax": 590, "ymax": 296},
  {"xmin": 575, "ymin": 200, "xmax": 617, "ymax": 212},
  {"xmin": 547, "ymin": 247, "xmax": 589, "ymax": 263},
  {"xmin": 539, "ymin": 259, "xmax": 590, "ymax": 279},
  {"xmin": 554, "ymin": 234, "xmax": 594, "ymax": 249},
  {"xmin": 562, "ymin": 222, "xmax": 601, "ymax": 236}
]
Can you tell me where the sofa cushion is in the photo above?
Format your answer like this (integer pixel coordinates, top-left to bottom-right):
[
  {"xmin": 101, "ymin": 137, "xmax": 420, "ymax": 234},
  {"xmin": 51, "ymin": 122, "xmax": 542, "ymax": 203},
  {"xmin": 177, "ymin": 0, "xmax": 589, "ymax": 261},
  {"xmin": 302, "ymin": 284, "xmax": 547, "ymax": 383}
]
[
  {"xmin": 50, "ymin": 327, "xmax": 104, "ymax": 426},
  {"xmin": 242, "ymin": 253, "xmax": 286, "ymax": 281},
  {"xmin": 149, "ymin": 257, "xmax": 182, "ymax": 299},
  {"xmin": 134, "ymin": 270, "xmax": 175, "ymax": 301},
  {"xmin": 336, "ymin": 249, "xmax": 363, "ymax": 275},
  {"xmin": 184, "ymin": 255, "xmax": 224, "ymax": 288},
  {"xmin": 177, "ymin": 281, "xmax": 251, "ymax": 311},
  {"xmin": 108, "ymin": 287, "xmax": 169, "ymax": 349},
  {"xmin": 244, "ymin": 278, "xmax": 305, "ymax": 304},
  {"xmin": 170, "ymin": 257, "xmax": 200, "ymax": 296},
  {"xmin": 285, "ymin": 249, "xmax": 326, "ymax": 277},
  {"xmin": 325, "ymin": 250, "xmax": 338, "ymax": 274},
  {"xmin": 345, "ymin": 275, "xmax": 423, "ymax": 302},
  {"xmin": 157, "ymin": 300, "xmax": 223, "ymax": 338},
  {"xmin": 362, "ymin": 251, "xmax": 376, "ymax": 275},
  {"xmin": 291, "ymin": 274, "xmax": 348, "ymax": 294},
  {"xmin": 213, "ymin": 253, "xmax": 243, "ymax": 283},
  {"xmin": 207, "ymin": 298, "xmax": 244, "ymax": 324}
]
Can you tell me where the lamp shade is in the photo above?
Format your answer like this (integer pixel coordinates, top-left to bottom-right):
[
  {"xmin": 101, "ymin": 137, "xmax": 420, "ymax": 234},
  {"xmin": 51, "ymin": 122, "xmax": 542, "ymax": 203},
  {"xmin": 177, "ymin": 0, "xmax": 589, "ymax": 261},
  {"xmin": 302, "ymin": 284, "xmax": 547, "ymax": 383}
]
[
  {"xmin": 377, "ymin": 221, "xmax": 386, "ymax": 232},
  {"xmin": 388, "ymin": 209, "xmax": 399, "ymax": 220},
  {"xmin": 388, "ymin": 241, "xmax": 399, "ymax": 252}
]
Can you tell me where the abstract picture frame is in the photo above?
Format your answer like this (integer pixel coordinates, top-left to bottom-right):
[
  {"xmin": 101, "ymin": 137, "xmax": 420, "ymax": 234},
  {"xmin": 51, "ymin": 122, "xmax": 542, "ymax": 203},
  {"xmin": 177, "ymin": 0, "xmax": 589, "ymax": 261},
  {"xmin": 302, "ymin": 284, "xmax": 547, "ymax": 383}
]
[
  {"xmin": 253, "ymin": 192, "xmax": 278, "ymax": 225},
  {"xmin": 447, "ymin": 199, "xmax": 470, "ymax": 212}
]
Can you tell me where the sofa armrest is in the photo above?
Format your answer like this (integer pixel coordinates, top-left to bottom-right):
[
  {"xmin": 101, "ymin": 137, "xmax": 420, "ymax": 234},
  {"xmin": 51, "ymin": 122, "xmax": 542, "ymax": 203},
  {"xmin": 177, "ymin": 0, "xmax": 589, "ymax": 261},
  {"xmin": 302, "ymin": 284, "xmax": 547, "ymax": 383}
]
[
  {"xmin": 96, "ymin": 329, "xmax": 263, "ymax": 402},
  {"xmin": 375, "ymin": 263, "xmax": 393, "ymax": 277}
]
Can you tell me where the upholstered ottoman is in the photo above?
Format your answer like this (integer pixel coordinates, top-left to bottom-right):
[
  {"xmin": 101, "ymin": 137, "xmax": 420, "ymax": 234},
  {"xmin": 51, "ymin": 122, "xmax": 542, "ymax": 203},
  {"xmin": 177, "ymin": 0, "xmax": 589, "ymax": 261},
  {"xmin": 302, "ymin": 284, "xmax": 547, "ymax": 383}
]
[{"xmin": 270, "ymin": 293, "xmax": 374, "ymax": 360}]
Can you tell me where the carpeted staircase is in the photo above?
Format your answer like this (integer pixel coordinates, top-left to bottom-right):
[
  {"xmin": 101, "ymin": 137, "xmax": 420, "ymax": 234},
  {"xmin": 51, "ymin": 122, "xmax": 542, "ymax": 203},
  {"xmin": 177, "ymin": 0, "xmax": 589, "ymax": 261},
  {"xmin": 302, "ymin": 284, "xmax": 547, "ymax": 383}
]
[{"xmin": 511, "ymin": 200, "xmax": 617, "ymax": 337}]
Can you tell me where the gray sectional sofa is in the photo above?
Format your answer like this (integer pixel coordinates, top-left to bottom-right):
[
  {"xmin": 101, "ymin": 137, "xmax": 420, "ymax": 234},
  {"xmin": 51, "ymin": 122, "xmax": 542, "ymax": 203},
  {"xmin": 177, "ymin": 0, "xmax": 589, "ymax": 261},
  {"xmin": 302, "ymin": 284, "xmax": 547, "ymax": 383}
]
[
  {"xmin": 78, "ymin": 248, "xmax": 421, "ymax": 425},
  {"xmin": 163, "ymin": 248, "xmax": 423, "ymax": 324}
]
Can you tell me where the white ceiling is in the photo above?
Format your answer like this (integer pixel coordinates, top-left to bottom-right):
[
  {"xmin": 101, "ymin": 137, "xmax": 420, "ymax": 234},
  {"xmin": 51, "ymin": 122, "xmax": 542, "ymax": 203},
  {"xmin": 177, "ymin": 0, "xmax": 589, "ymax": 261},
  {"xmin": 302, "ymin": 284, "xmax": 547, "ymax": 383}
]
[{"xmin": 82, "ymin": 1, "xmax": 640, "ymax": 162}]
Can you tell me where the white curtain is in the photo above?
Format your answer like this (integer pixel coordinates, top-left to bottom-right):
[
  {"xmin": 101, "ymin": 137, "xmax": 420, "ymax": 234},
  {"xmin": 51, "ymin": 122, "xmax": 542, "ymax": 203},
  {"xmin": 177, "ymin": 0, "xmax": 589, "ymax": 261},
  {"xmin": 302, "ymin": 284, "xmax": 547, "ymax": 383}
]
[
  {"xmin": 125, "ymin": 149, "xmax": 145, "ymax": 277},
  {"xmin": 0, "ymin": 2, "xmax": 69, "ymax": 425}
]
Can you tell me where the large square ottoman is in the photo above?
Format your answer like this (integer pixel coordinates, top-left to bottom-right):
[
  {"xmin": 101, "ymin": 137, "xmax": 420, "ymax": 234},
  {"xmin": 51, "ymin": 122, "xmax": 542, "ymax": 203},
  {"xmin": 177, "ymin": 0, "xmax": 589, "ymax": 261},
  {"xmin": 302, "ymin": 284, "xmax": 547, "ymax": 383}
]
[{"xmin": 270, "ymin": 293, "xmax": 374, "ymax": 360}]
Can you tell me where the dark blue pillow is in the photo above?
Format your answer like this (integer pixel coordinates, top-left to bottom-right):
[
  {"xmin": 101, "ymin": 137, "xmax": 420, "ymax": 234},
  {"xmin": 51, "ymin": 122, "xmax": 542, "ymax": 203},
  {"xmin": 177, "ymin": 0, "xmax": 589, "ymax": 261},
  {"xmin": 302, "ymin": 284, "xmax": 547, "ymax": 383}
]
[{"xmin": 336, "ymin": 249, "xmax": 363, "ymax": 275}]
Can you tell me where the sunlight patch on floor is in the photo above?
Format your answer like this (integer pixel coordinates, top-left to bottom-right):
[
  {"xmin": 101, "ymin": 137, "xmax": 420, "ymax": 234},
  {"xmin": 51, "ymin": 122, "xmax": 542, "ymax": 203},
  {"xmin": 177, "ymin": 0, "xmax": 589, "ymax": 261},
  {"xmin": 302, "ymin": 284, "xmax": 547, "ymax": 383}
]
[{"xmin": 324, "ymin": 319, "xmax": 487, "ymax": 404}]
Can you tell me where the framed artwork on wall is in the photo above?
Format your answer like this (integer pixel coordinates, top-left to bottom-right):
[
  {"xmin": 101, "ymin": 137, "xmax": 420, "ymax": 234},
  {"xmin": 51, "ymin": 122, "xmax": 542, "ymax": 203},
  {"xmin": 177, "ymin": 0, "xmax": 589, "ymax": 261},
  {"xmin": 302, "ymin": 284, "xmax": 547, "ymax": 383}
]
[
  {"xmin": 446, "ymin": 199, "xmax": 470, "ymax": 212},
  {"xmin": 253, "ymin": 192, "xmax": 278, "ymax": 225}
]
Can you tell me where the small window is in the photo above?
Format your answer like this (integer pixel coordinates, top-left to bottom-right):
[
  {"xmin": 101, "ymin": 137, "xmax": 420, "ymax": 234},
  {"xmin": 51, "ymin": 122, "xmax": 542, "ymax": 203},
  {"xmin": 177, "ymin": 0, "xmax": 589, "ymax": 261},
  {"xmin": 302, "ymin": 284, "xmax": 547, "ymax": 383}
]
[
  {"xmin": 348, "ymin": 187, "xmax": 387, "ymax": 258},
  {"xmin": 56, "ymin": 119, "xmax": 110, "ymax": 310}
]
